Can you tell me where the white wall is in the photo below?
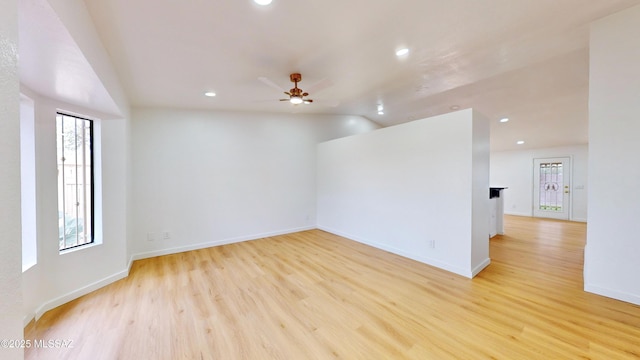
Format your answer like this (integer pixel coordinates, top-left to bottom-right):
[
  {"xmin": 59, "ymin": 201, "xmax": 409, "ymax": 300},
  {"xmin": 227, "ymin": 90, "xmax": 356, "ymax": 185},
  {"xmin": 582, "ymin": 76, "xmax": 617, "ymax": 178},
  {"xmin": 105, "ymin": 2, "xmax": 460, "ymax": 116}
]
[
  {"xmin": 130, "ymin": 108, "xmax": 379, "ymax": 259},
  {"xmin": 490, "ymin": 145, "xmax": 588, "ymax": 221},
  {"xmin": 585, "ymin": 4, "xmax": 640, "ymax": 305},
  {"xmin": 317, "ymin": 109, "xmax": 490, "ymax": 278},
  {"xmin": 18, "ymin": 0, "xmax": 131, "ymax": 323},
  {"xmin": 19, "ymin": 89, "xmax": 130, "ymax": 322},
  {"xmin": 0, "ymin": 0, "xmax": 24, "ymax": 358}
]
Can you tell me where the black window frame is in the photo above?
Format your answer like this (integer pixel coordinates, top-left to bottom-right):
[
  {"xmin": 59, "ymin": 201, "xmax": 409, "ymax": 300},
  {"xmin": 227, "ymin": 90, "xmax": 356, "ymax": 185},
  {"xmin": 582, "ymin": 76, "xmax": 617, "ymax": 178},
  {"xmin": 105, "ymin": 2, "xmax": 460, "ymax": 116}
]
[{"xmin": 56, "ymin": 112, "xmax": 95, "ymax": 251}]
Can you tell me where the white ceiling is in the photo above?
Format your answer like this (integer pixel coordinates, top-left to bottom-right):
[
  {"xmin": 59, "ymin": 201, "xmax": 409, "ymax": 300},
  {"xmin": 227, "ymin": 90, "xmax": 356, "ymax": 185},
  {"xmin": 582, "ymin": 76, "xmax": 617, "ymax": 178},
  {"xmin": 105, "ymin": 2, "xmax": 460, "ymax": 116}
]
[
  {"xmin": 19, "ymin": 0, "xmax": 121, "ymax": 117},
  {"xmin": 20, "ymin": 0, "xmax": 640, "ymax": 151}
]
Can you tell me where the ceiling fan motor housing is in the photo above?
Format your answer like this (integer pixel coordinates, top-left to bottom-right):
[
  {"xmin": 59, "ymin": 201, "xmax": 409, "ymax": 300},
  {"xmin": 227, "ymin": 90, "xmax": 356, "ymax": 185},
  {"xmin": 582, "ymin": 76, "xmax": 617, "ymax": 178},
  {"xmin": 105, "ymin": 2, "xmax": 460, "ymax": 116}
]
[
  {"xmin": 280, "ymin": 73, "xmax": 313, "ymax": 103},
  {"xmin": 287, "ymin": 73, "xmax": 307, "ymax": 97},
  {"xmin": 288, "ymin": 87, "xmax": 303, "ymax": 96}
]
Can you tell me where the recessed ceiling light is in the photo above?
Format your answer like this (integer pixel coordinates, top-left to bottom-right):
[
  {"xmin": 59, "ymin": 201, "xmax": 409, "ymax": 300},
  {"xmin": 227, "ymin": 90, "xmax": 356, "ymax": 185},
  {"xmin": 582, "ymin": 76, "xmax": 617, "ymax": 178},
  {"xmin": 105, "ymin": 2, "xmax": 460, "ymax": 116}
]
[
  {"xmin": 517, "ymin": 140, "xmax": 525, "ymax": 145},
  {"xmin": 204, "ymin": 92, "xmax": 216, "ymax": 97},
  {"xmin": 395, "ymin": 48, "xmax": 409, "ymax": 57},
  {"xmin": 254, "ymin": 0, "xmax": 272, "ymax": 5},
  {"xmin": 500, "ymin": 118, "xmax": 509, "ymax": 123}
]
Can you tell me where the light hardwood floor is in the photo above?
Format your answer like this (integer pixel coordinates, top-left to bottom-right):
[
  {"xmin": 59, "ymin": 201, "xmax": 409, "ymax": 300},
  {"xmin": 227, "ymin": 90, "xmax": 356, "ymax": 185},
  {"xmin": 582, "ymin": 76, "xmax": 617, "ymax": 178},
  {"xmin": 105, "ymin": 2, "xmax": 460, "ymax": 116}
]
[{"xmin": 25, "ymin": 216, "xmax": 640, "ymax": 359}]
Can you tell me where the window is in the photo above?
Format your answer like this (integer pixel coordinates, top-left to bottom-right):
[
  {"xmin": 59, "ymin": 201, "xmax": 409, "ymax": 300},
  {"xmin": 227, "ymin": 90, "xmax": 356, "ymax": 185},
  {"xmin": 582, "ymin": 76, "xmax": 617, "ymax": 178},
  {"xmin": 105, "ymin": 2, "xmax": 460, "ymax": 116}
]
[
  {"xmin": 56, "ymin": 113, "xmax": 94, "ymax": 251},
  {"xmin": 21, "ymin": 95, "xmax": 37, "ymax": 270}
]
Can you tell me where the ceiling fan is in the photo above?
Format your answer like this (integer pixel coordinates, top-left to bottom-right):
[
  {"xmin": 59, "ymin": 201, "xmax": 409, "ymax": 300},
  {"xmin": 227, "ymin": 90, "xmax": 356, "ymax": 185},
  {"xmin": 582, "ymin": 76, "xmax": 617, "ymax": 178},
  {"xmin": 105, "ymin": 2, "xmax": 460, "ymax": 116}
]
[
  {"xmin": 283, "ymin": 73, "xmax": 311, "ymax": 104},
  {"xmin": 259, "ymin": 73, "xmax": 334, "ymax": 105}
]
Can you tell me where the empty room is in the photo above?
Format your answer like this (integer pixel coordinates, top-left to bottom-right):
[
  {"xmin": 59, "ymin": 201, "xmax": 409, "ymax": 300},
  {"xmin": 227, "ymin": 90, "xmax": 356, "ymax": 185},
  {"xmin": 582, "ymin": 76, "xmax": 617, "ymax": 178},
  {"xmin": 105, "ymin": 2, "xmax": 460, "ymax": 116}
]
[{"xmin": 2, "ymin": 1, "xmax": 640, "ymax": 359}]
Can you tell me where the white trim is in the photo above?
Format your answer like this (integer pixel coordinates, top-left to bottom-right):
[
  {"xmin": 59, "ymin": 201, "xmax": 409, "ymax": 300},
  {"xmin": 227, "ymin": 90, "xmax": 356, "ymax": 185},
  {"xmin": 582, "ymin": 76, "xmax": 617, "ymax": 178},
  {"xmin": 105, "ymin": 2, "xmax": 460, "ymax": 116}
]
[
  {"xmin": 318, "ymin": 226, "xmax": 476, "ymax": 279},
  {"xmin": 504, "ymin": 213, "xmax": 587, "ymax": 223},
  {"xmin": 127, "ymin": 253, "xmax": 135, "ymax": 274},
  {"xmin": 24, "ymin": 314, "xmax": 35, "ymax": 327},
  {"xmin": 504, "ymin": 210, "xmax": 532, "ymax": 217},
  {"xmin": 29, "ymin": 226, "xmax": 317, "ymax": 324},
  {"xmin": 471, "ymin": 258, "xmax": 491, "ymax": 277},
  {"xmin": 58, "ymin": 241, "xmax": 102, "ymax": 256},
  {"xmin": 34, "ymin": 269, "xmax": 129, "ymax": 321},
  {"xmin": 22, "ymin": 225, "xmax": 370, "ymax": 327},
  {"xmin": 130, "ymin": 226, "xmax": 315, "ymax": 262},
  {"xmin": 585, "ymin": 284, "xmax": 640, "ymax": 306}
]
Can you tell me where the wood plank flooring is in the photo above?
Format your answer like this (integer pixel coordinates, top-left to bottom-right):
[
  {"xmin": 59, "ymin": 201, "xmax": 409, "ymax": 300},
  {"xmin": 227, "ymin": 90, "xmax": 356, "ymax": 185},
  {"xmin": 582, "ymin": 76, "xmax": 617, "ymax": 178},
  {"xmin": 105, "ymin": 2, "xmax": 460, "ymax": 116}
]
[{"xmin": 25, "ymin": 216, "xmax": 640, "ymax": 359}]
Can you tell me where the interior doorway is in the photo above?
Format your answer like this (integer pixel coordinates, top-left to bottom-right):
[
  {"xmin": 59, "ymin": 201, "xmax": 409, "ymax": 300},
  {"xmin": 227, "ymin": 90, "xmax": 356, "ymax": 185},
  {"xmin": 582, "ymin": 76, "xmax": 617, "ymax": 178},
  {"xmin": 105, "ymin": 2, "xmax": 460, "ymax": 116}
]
[{"xmin": 533, "ymin": 157, "xmax": 571, "ymax": 220}]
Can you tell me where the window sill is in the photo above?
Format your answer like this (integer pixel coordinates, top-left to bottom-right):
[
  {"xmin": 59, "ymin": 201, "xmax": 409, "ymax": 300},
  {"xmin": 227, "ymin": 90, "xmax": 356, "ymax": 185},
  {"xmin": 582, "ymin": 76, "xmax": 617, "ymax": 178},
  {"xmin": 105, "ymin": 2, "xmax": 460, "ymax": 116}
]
[
  {"xmin": 22, "ymin": 262, "xmax": 37, "ymax": 273},
  {"xmin": 59, "ymin": 241, "xmax": 101, "ymax": 256}
]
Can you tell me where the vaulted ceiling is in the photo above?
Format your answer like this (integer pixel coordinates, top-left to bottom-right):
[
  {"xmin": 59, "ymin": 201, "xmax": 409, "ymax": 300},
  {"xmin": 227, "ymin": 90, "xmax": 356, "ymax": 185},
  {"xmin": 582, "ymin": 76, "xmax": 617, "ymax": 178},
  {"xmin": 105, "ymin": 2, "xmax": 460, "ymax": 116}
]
[{"xmin": 19, "ymin": 0, "xmax": 640, "ymax": 151}]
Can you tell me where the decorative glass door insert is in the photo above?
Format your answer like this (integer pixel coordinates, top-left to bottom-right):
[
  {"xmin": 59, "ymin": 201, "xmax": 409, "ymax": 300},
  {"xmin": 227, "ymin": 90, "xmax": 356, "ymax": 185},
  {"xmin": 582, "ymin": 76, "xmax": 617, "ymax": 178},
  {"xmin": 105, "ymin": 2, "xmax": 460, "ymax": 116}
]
[
  {"xmin": 538, "ymin": 162, "xmax": 563, "ymax": 211},
  {"xmin": 533, "ymin": 157, "xmax": 570, "ymax": 220}
]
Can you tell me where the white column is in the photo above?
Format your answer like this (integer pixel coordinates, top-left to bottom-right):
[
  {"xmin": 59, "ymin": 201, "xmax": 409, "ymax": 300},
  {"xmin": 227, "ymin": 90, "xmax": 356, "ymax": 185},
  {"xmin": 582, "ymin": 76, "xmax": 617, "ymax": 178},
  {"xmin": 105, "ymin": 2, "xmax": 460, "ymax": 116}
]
[
  {"xmin": 585, "ymin": 4, "xmax": 640, "ymax": 305},
  {"xmin": 0, "ymin": 0, "xmax": 25, "ymax": 358}
]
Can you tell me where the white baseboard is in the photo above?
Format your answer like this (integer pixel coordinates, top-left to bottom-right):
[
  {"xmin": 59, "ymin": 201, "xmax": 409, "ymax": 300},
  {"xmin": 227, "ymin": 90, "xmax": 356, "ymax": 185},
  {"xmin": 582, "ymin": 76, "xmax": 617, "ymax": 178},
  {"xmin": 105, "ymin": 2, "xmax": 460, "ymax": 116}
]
[
  {"xmin": 318, "ymin": 226, "xmax": 476, "ymax": 279},
  {"xmin": 585, "ymin": 284, "xmax": 640, "ymax": 306},
  {"xmin": 130, "ymin": 226, "xmax": 315, "ymax": 263},
  {"xmin": 24, "ymin": 314, "xmax": 35, "ymax": 327},
  {"xmin": 504, "ymin": 212, "xmax": 588, "ymax": 223},
  {"xmin": 471, "ymin": 258, "xmax": 491, "ymax": 277},
  {"xmin": 34, "ymin": 269, "xmax": 129, "ymax": 321},
  {"xmin": 504, "ymin": 210, "xmax": 532, "ymax": 217},
  {"xmin": 29, "ymin": 226, "xmax": 315, "ymax": 325}
]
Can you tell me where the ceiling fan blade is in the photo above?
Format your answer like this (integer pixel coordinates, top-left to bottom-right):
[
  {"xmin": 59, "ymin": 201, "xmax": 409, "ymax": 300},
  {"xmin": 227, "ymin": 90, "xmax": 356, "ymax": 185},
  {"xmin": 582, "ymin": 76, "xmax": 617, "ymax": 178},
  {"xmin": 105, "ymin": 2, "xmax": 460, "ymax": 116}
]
[
  {"xmin": 306, "ymin": 78, "xmax": 334, "ymax": 94},
  {"xmin": 258, "ymin": 76, "xmax": 286, "ymax": 92},
  {"xmin": 279, "ymin": 99, "xmax": 289, "ymax": 101},
  {"xmin": 304, "ymin": 99, "xmax": 313, "ymax": 104}
]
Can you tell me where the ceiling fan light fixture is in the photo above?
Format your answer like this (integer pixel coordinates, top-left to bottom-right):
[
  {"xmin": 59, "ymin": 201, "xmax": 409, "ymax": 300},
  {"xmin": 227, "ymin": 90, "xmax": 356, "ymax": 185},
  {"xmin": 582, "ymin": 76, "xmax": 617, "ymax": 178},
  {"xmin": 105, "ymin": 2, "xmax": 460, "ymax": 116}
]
[
  {"xmin": 396, "ymin": 48, "xmax": 409, "ymax": 57},
  {"xmin": 290, "ymin": 96, "xmax": 303, "ymax": 104},
  {"xmin": 253, "ymin": 0, "xmax": 272, "ymax": 5}
]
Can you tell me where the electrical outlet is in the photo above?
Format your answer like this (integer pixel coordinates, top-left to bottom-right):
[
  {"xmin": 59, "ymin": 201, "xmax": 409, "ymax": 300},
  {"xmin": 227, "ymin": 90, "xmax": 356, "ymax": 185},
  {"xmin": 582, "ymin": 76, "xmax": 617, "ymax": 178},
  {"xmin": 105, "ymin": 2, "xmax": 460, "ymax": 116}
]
[
  {"xmin": 162, "ymin": 231, "xmax": 171, "ymax": 240},
  {"xmin": 428, "ymin": 240, "xmax": 435, "ymax": 249}
]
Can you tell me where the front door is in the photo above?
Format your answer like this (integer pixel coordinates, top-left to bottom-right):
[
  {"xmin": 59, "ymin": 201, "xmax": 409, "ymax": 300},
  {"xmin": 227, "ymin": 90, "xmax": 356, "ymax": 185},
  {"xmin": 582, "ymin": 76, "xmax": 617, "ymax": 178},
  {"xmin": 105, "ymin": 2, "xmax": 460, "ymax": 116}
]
[{"xmin": 533, "ymin": 157, "xmax": 571, "ymax": 220}]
